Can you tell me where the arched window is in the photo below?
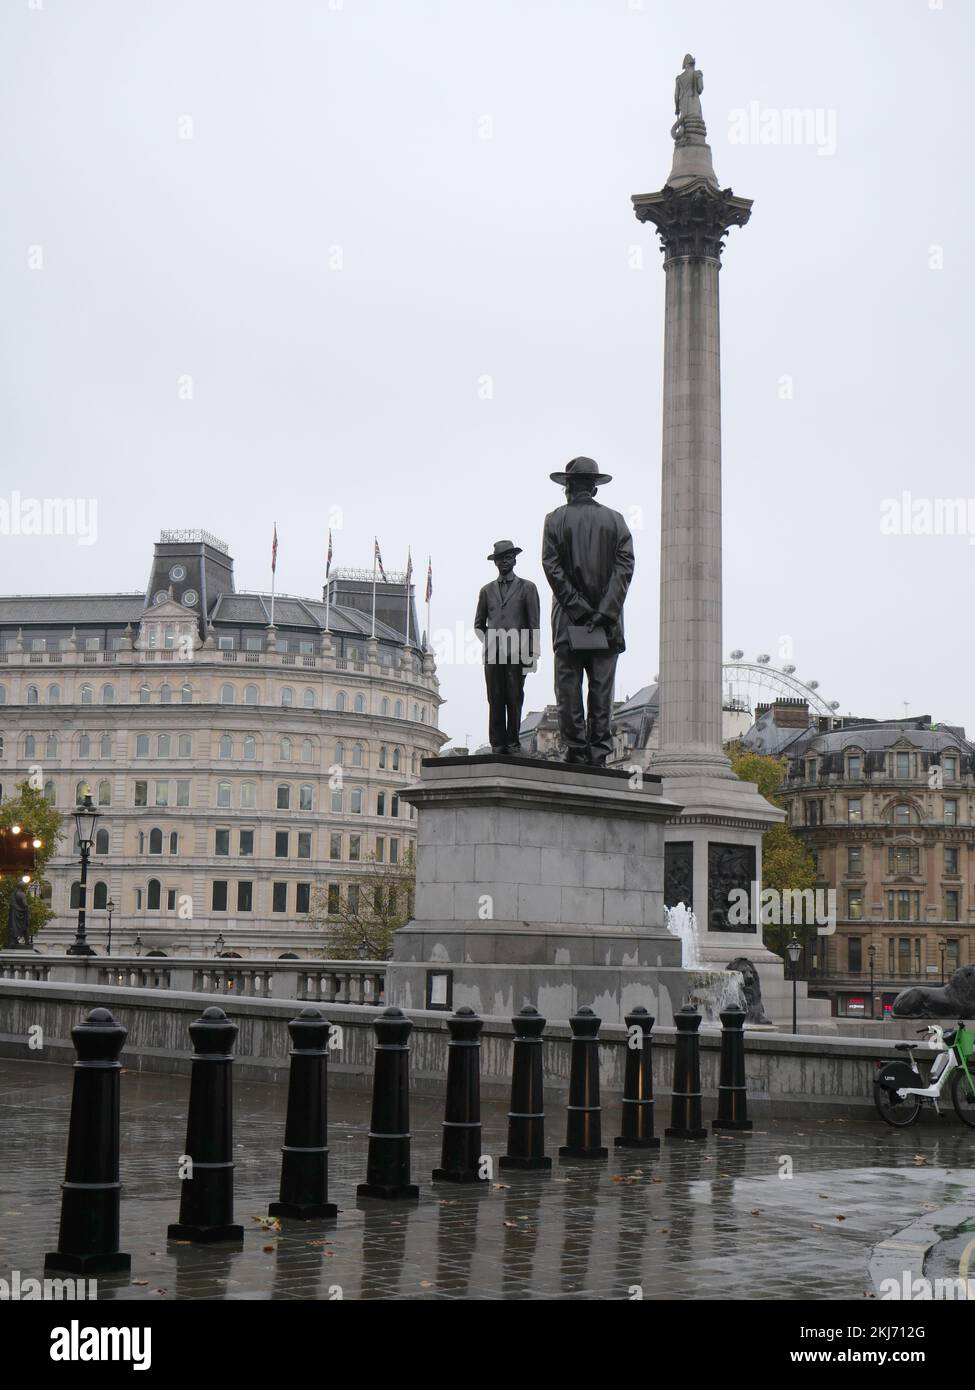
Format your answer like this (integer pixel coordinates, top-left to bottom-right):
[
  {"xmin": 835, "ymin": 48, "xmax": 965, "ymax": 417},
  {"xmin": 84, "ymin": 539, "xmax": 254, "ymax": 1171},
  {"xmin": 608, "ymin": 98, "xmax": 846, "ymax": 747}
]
[
  {"xmin": 100, "ymin": 733, "xmax": 112, "ymax": 756},
  {"xmin": 139, "ymin": 684, "xmax": 150, "ymax": 704},
  {"xmin": 48, "ymin": 684, "xmax": 60, "ymax": 705},
  {"xmin": 379, "ymin": 746, "xmax": 387, "ymax": 769},
  {"xmin": 220, "ymin": 684, "xmax": 235, "ymax": 704},
  {"xmin": 147, "ymin": 879, "xmax": 161, "ymax": 910},
  {"xmin": 280, "ymin": 737, "xmax": 292, "ymax": 761},
  {"xmin": 95, "ymin": 828, "xmax": 109, "ymax": 855},
  {"xmin": 0, "ymin": 685, "xmax": 5, "ymax": 705},
  {"xmin": 243, "ymin": 735, "xmax": 257, "ymax": 761},
  {"xmin": 79, "ymin": 734, "xmax": 91, "ymax": 757},
  {"xmin": 180, "ymin": 683, "xmax": 192, "ymax": 704},
  {"xmin": 335, "ymin": 691, "xmax": 347, "ymax": 712},
  {"xmin": 334, "ymin": 741, "xmax": 345, "ymax": 765},
  {"xmin": 244, "ymin": 684, "xmax": 258, "ymax": 705},
  {"xmin": 69, "ymin": 882, "xmax": 81, "ymax": 910},
  {"xmin": 392, "ymin": 748, "xmax": 401, "ymax": 771},
  {"xmin": 381, "ymin": 697, "xmax": 390, "ymax": 716},
  {"xmin": 421, "ymin": 706, "xmax": 427, "ymax": 723},
  {"xmin": 101, "ymin": 684, "xmax": 115, "ymax": 705},
  {"xmin": 45, "ymin": 734, "xmax": 59, "ymax": 759},
  {"xmin": 216, "ymin": 782, "xmax": 232, "ymax": 808},
  {"xmin": 159, "ymin": 682, "xmax": 172, "ymax": 704},
  {"xmin": 411, "ymin": 752, "xmax": 418, "ymax": 773},
  {"xmin": 136, "ymin": 735, "xmax": 149, "ymax": 757},
  {"xmin": 169, "ymin": 830, "xmax": 179, "ymax": 855},
  {"xmin": 93, "ymin": 881, "xmax": 108, "ymax": 910},
  {"xmin": 80, "ymin": 685, "xmax": 93, "ymax": 705},
  {"xmin": 178, "ymin": 734, "xmax": 192, "ymax": 757},
  {"xmin": 303, "ymin": 688, "xmax": 315, "ymax": 708},
  {"xmin": 299, "ymin": 784, "xmax": 313, "ymax": 811},
  {"xmin": 413, "ymin": 703, "xmax": 419, "ymax": 720},
  {"xmin": 43, "ymin": 779, "xmax": 56, "ymax": 803},
  {"xmin": 301, "ymin": 737, "xmax": 313, "ymax": 764},
  {"xmin": 75, "ymin": 780, "xmax": 88, "ymax": 804},
  {"xmin": 24, "ymin": 734, "xmax": 36, "ymax": 757},
  {"xmin": 394, "ymin": 699, "xmax": 403, "ymax": 719},
  {"xmin": 218, "ymin": 734, "xmax": 233, "ymax": 759},
  {"xmin": 352, "ymin": 743, "xmax": 363, "ymax": 768},
  {"xmin": 157, "ymin": 734, "xmax": 170, "ymax": 757},
  {"xmin": 354, "ymin": 693, "xmax": 366, "ymax": 713},
  {"xmin": 277, "ymin": 784, "xmax": 291, "ymax": 810},
  {"xmin": 27, "ymin": 685, "xmax": 39, "ymax": 705},
  {"xmin": 97, "ymin": 779, "xmax": 111, "ymax": 806},
  {"xmin": 149, "ymin": 828, "xmax": 163, "ymax": 854},
  {"xmin": 281, "ymin": 687, "xmax": 294, "ymax": 707},
  {"xmin": 240, "ymin": 781, "xmax": 257, "ymax": 809}
]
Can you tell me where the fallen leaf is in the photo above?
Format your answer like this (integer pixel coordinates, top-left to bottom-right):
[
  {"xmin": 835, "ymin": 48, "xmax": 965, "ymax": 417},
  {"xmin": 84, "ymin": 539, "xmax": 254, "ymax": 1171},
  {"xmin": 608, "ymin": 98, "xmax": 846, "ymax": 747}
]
[
  {"xmin": 132, "ymin": 1280, "xmax": 149, "ymax": 1287},
  {"xmin": 750, "ymin": 1209, "xmax": 761, "ymax": 1216},
  {"xmin": 835, "ymin": 1215, "xmax": 846, "ymax": 1222},
  {"xmin": 419, "ymin": 1280, "xmax": 433, "ymax": 1288},
  {"xmin": 263, "ymin": 1244, "xmax": 275, "ymax": 1253}
]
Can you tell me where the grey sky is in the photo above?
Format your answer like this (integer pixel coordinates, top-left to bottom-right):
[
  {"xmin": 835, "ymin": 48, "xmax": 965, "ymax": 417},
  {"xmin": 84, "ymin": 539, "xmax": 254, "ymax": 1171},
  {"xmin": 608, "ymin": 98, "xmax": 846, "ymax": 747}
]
[{"xmin": 2, "ymin": 0, "xmax": 972, "ymax": 746}]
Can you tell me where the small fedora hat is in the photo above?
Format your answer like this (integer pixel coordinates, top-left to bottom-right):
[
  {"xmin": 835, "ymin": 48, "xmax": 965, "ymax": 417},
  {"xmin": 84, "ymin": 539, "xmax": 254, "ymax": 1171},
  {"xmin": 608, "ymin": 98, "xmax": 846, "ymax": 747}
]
[
  {"xmin": 487, "ymin": 539, "xmax": 523, "ymax": 561},
  {"xmin": 549, "ymin": 455, "xmax": 613, "ymax": 486}
]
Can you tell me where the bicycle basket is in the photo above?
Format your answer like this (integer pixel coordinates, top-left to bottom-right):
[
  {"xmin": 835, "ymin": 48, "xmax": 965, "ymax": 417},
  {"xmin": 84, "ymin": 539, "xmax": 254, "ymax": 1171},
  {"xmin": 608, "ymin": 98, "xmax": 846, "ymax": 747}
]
[{"xmin": 957, "ymin": 1026, "xmax": 975, "ymax": 1060}]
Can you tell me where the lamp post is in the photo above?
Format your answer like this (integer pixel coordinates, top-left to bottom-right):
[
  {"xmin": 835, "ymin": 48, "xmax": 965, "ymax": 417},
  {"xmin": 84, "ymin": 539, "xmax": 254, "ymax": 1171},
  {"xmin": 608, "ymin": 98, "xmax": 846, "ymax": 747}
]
[
  {"xmin": 785, "ymin": 936, "xmax": 801, "ymax": 1036},
  {"xmin": 106, "ymin": 898, "xmax": 115, "ymax": 957},
  {"xmin": 67, "ymin": 791, "xmax": 100, "ymax": 957},
  {"xmin": 868, "ymin": 943, "xmax": 876, "ymax": 1021},
  {"xmin": 214, "ymin": 932, "xmax": 226, "ymax": 958},
  {"xmin": 133, "ymin": 934, "xmax": 143, "ymax": 958},
  {"xmin": 939, "ymin": 938, "xmax": 947, "ymax": 986}
]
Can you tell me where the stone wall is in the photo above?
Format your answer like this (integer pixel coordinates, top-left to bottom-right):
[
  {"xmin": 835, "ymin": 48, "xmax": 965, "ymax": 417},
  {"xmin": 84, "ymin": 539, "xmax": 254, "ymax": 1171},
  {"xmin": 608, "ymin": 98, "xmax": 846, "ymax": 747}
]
[{"xmin": 0, "ymin": 978, "xmax": 910, "ymax": 1118}]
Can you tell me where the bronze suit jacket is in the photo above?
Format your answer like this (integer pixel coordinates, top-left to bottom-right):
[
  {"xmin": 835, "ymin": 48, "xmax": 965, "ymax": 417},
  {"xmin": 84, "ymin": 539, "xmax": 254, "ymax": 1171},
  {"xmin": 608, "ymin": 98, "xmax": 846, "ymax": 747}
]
[
  {"xmin": 541, "ymin": 496, "xmax": 634, "ymax": 652},
  {"xmin": 474, "ymin": 574, "xmax": 541, "ymax": 667}
]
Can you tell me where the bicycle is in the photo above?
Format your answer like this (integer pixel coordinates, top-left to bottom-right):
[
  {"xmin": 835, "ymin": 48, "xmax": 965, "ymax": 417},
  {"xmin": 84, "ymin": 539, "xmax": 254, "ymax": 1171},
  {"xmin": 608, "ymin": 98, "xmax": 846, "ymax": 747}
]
[{"xmin": 874, "ymin": 1020, "xmax": 975, "ymax": 1127}]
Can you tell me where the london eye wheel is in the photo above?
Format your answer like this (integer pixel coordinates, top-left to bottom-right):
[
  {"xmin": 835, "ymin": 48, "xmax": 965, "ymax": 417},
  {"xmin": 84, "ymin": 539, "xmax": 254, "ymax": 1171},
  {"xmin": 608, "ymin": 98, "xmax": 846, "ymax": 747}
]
[{"xmin": 722, "ymin": 651, "xmax": 839, "ymax": 721}]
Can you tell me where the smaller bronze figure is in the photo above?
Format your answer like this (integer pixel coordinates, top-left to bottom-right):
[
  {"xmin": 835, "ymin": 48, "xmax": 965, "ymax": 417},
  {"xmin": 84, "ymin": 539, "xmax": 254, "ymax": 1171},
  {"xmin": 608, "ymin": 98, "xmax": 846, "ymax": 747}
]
[
  {"xmin": 5, "ymin": 886, "xmax": 31, "ymax": 949},
  {"xmin": 474, "ymin": 540, "xmax": 540, "ymax": 756}
]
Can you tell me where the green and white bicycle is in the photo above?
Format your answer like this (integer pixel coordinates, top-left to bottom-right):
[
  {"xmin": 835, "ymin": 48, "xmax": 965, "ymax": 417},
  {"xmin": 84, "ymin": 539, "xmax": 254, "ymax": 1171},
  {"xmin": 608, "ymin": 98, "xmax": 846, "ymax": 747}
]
[{"xmin": 874, "ymin": 1021, "xmax": 975, "ymax": 1128}]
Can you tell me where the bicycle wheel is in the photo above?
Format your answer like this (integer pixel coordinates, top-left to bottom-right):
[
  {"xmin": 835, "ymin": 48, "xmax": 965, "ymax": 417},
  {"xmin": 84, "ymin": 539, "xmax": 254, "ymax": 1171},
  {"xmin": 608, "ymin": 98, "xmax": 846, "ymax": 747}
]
[
  {"xmin": 951, "ymin": 1068, "xmax": 975, "ymax": 1127},
  {"xmin": 873, "ymin": 1078, "xmax": 921, "ymax": 1127}
]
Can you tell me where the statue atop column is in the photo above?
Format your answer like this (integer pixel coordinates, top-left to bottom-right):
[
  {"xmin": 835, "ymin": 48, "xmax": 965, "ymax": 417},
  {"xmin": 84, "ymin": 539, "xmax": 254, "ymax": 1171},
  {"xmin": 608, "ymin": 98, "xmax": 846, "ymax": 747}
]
[
  {"xmin": 542, "ymin": 458, "xmax": 634, "ymax": 767},
  {"xmin": 474, "ymin": 541, "xmax": 540, "ymax": 755},
  {"xmin": 672, "ymin": 53, "xmax": 706, "ymax": 143}
]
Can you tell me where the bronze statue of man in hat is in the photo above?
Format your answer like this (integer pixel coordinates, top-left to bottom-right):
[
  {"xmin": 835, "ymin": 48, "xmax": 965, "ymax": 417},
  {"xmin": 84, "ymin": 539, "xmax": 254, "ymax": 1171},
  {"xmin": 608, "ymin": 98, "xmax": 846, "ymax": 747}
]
[
  {"xmin": 474, "ymin": 540, "xmax": 541, "ymax": 755},
  {"xmin": 542, "ymin": 457, "xmax": 634, "ymax": 765}
]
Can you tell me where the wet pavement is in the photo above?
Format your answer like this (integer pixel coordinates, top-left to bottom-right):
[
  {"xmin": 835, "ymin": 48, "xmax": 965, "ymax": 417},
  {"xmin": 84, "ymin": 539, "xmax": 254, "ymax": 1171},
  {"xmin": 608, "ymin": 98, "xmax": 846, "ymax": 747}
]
[{"xmin": 2, "ymin": 1057, "xmax": 975, "ymax": 1300}]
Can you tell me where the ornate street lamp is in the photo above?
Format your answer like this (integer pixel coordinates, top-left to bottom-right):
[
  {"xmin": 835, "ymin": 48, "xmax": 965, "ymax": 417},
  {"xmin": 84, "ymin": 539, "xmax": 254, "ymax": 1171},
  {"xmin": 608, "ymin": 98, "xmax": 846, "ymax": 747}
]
[
  {"xmin": 939, "ymin": 938, "xmax": 947, "ymax": 986},
  {"xmin": 785, "ymin": 936, "xmax": 802, "ymax": 1035},
  {"xmin": 133, "ymin": 933, "xmax": 143, "ymax": 958},
  {"xmin": 106, "ymin": 897, "xmax": 115, "ymax": 957},
  {"xmin": 214, "ymin": 932, "xmax": 226, "ymax": 958},
  {"xmin": 868, "ymin": 943, "xmax": 876, "ymax": 1021},
  {"xmin": 66, "ymin": 789, "xmax": 100, "ymax": 957}
]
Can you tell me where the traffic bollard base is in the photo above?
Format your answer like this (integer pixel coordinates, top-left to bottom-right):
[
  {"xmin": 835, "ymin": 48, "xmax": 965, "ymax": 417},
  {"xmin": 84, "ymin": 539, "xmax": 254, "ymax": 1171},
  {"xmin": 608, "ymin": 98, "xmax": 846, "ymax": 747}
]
[
  {"xmin": 268, "ymin": 1201, "xmax": 338, "ymax": 1220},
  {"xmin": 613, "ymin": 1136, "xmax": 661, "ymax": 1149},
  {"xmin": 664, "ymin": 1127, "xmax": 708, "ymax": 1141},
  {"xmin": 355, "ymin": 1182, "xmax": 420, "ymax": 1202},
  {"xmin": 712, "ymin": 1119, "xmax": 753, "ymax": 1132},
  {"xmin": 431, "ymin": 1168, "xmax": 487, "ymax": 1183},
  {"xmin": 167, "ymin": 1223, "xmax": 244, "ymax": 1244},
  {"xmin": 498, "ymin": 1154, "xmax": 552, "ymax": 1171},
  {"xmin": 44, "ymin": 1250, "xmax": 131, "ymax": 1275},
  {"xmin": 558, "ymin": 1145, "xmax": 609, "ymax": 1159}
]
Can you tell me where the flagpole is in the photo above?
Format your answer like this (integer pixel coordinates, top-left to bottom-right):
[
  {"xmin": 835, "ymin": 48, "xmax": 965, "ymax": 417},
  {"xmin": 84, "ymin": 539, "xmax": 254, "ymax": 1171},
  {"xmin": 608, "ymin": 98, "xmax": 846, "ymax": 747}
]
[
  {"xmin": 371, "ymin": 542, "xmax": 377, "ymax": 639},
  {"xmin": 425, "ymin": 556, "xmax": 432, "ymax": 650},
  {"xmin": 270, "ymin": 521, "xmax": 277, "ymax": 628},
  {"xmin": 324, "ymin": 574, "xmax": 330, "ymax": 633},
  {"xmin": 404, "ymin": 549, "xmax": 411, "ymax": 646},
  {"xmin": 324, "ymin": 530, "xmax": 332, "ymax": 633}
]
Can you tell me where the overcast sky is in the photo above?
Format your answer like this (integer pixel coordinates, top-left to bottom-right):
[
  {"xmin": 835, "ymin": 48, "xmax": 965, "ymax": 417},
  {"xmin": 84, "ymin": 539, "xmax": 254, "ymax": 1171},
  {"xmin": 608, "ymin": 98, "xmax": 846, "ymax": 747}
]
[{"xmin": 2, "ymin": 0, "xmax": 972, "ymax": 747}]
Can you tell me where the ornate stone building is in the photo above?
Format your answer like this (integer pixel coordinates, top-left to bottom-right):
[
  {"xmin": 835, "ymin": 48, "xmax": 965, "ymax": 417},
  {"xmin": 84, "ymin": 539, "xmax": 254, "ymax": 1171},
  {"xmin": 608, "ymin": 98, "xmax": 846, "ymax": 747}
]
[
  {"xmin": 743, "ymin": 703, "xmax": 975, "ymax": 1018},
  {"xmin": 0, "ymin": 530, "xmax": 444, "ymax": 958}
]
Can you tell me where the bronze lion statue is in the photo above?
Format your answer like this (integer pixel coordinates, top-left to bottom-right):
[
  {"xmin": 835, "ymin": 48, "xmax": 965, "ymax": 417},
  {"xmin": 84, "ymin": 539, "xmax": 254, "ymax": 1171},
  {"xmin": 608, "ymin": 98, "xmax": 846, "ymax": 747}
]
[{"xmin": 893, "ymin": 965, "xmax": 975, "ymax": 1019}]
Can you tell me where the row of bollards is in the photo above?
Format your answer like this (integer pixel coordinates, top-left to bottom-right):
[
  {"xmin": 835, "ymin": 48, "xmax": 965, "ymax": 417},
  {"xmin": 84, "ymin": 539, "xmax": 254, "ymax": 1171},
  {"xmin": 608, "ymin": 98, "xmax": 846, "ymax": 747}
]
[{"xmin": 43, "ymin": 999, "xmax": 752, "ymax": 1272}]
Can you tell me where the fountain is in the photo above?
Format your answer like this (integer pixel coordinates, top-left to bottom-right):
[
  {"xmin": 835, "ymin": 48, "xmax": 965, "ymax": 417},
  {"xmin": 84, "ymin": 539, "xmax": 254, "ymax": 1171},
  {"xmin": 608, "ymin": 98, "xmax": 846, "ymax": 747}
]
[{"xmin": 665, "ymin": 903, "xmax": 746, "ymax": 1023}]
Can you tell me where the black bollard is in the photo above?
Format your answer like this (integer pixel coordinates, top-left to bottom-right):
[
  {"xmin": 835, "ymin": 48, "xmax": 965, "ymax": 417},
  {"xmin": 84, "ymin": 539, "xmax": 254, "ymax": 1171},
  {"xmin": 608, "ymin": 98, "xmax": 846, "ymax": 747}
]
[
  {"xmin": 558, "ymin": 1006, "xmax": 608, "ymax": 1159},
  {"xmin": 167, "ymin": 1006, "xmax": 244, "ymax": 1243},
  {"xmin": 712, "ymin": 1007, "xmax": 753, "ymax": 1132},
  {"xmin": 499, "ymin": 1005, "xmax": 551, "ymax": 1171},
  {"xmin": 356, "ymin": 1007, "xmax": 420, "ymax": 1200},
  {"xmin": 664, "ymin": 1004, "xmax": 708, "ymax": 1141},
  {"xmin": 614, "ymin": 1006, "xmax": 661, "ymax": 1150},
  {"xmin": 433, "ymin": 1006, "xmax": 486, "ymax": 1183},
  {"xmin": 45, "ymin": 1008, "xmax": 131, "ymax": 1274},
  {"xmin": 269, "ymin": 1007, "xmax": 338, "ymax": 1220}
]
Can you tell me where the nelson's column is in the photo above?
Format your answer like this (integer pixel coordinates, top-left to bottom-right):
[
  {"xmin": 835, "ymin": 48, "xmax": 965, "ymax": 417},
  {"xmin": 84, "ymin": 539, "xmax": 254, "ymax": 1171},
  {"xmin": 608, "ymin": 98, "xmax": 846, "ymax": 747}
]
[{"xmin": 632, "ymin": 57, "xmax": 830, "ymax": 1024}]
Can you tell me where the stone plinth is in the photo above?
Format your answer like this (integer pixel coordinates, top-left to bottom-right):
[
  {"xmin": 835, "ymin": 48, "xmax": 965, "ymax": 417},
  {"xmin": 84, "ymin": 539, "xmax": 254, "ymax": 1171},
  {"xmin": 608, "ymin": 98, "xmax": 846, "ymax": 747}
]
[{"xmin": 386, "ymin": 756, "xmax": 726, "ymax": 1025}]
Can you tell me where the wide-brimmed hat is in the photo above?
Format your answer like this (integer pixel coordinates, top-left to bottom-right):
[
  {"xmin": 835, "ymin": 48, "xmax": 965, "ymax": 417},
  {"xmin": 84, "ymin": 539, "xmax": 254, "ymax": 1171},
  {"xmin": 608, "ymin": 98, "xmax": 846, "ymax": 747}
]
[
  {"xmin": 549, "ymin": 455, "xmax": 613, "ymax": 486},
  {"xmin": 487, "ymin": 539, "xmax": 523, "ymax": 561}
]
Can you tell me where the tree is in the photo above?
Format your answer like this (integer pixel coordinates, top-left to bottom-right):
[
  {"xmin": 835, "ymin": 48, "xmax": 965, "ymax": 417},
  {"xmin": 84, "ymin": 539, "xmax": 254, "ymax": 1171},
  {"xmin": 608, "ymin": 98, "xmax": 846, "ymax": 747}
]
[
  {"xmin": 726, "ymin": 742, "xmax": 817, "ymax": 956},
  {"xmin": 310, "ymin": 847, "xmax": 415, "ymax": 960},
  {"xmin": 0, "ymin": 780, "xmax": 65, "ymax": 941}
]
